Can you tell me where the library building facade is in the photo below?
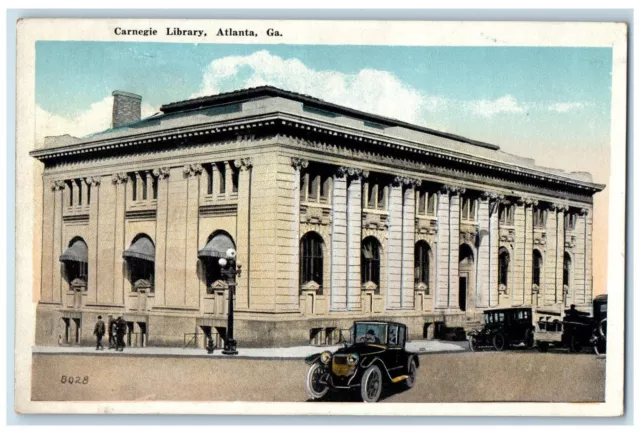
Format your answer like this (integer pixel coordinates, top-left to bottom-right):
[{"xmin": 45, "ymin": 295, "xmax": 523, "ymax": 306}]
[{"xmin": 31, "ymin": 87, "xmax": 604, "ymax": 347}]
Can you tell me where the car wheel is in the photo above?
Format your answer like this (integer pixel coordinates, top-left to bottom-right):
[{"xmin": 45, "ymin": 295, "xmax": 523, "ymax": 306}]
[
  {"xmin": 536, "ymin": 342, "xmax": 549, "ymax": 353},
  {"xmin": 304, "ymin": 362, "xmax": 329, "ymax": 400},
  {"xmin": 361, "ymin": 365, "xmax": 383, "ymax": 403},
  {"xmin": 405, "ymin": 358, "xmax": 418, "ymax": 389},
  {"xmin": 469, "ymin": 336, "xmax": 479, "ymax": 352},
  {"xmin": 569, "ymin": 335, "xmax": 583, "ymax": 353},
  {"xmin": 492, "ymin": 333, "xmax": 507, "ymax": 351},
  {"xmin": 524, "ymin": 328, "xmax": 535, "ymax": 349}
]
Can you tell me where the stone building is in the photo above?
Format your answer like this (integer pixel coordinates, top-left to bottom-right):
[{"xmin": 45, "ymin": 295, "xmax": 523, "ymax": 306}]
[{"xmin": 31, "ymin": 86, "xmax": 605, "ymax": 347}]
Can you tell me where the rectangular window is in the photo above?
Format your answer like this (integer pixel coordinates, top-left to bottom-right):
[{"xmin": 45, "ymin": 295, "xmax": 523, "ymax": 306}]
[
  {"xmin": 152, "ymin": 175, "xmax": 158, "ymax": 200},
  {"xmin": 533, "ymin": 208, "xmax": 547, "ymax": 228},
  {"xmin": 67, "ymin": 181, "xmax": 74, "ymax": 206},
  {"xmin": 417, "ymin": 191, "xmax": 426, "ymax": 215},
  {"xmin": 130, "ymin": 174, "xmax": 137, "ymax": 201},
  {"xmin": 231, "ymin": 165, "xmax": 239, "ymax": 193},
  {"xmin": 565, "ymin": 213, "xmax": 577, "ymax": 231},
  {"xmin": 427, "ymin": 193, "xmax": 436, "ymax": 215},
  {"xmin": 87, "ymin": 184, "xmax": 91, "ymax": 205},
  {"xmin": 499, "ymin": 204, "xmax": 514, "ymax": 225},
  {"xmin": 377, "ymin": 185, "xmax": 386, "ymax": 210},
  {"xmin": 309, "ymin": 175, "xmax": 320, "ymax": 201},
  {"xmin": 300, "ymin": 172, "xmax": 308, "ymax": 201},
  {"xmin": 461, "ymin": 197, "xmax": 476, "ymax": 221},
  {"xmin": 367, "ymin": 183, "xmax": 376, "ymax": 208},
  {"xmin": 216, "ymin": 162, "xmax": 226, "ymax": 194},
  {"xmin": 142, "ymin": 175, "xmax": 148, "ymax": 200},
  {"xmin": 76, "ymin": 180, "xmax": 82, "ymax": 205},
  {"xmin": 206, "ymin": 165, "xmax": 213, "ymax": 195},
  {"xmin": 320, "ymin": 176, "xmax": 330, "ymax": 200}
]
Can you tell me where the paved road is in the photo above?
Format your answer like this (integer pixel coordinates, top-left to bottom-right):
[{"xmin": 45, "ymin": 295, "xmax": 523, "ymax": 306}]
[{"xmin": 31, "ymin": 351, "xmax": 605, "ymax": 403}]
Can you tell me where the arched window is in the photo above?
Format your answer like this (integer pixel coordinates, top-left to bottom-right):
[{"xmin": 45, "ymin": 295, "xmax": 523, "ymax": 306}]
[
  {"xmin": 532, "ymin": 250, "xmax": 543, "ymax": 286},
  {"xmin": 60, "ymin": 237, "xmax": 88, "ymax": 286},
  {"xmin": 123, "ymin": 234, "xmax": 155, "ymax": 292},
  {"xmin": 361, "ymin": 237, "xmax": 381, "ymax": 287},
  {"xmin": 499, "ymin": 248, "xmax": 510, "ymax": 287},
  {"xmin": 563, "ymin": 252, "xmax": 572, "ymax": 287},
  {"xmin": 300, "ymin": 232, "xmax": 324, "ymax": 287},
  {"xmin": 414, "ymin": 241, "xmax": 431, "ymax": 291},
  {"xmin": 198, "ymin": 231, "xmax": 236, "ymax": 293}
]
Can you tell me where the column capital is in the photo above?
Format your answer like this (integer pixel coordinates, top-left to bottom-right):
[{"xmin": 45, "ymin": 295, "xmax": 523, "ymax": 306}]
[
  {"xmin": 393, "ymin": 176, "xmax": 422, "ymax": 188},
  {"xmin": 111, "ymin": 173, "xmax": 128, "ymax": 184},
  {"xmin": 84, "ymin": 176, "xmax": 101, "ymax": 187},
  {"xmin": 337, "ymin": 166, "xmax": 368, "ymax": 180},
  {"xmin": 183, "ymin": 163, "xmax": 203, "ymax": 177},
  {"xmin": 548, "ymin": 202, "xmax": 569, "ymax": 212},
  {"xmin": 481, "ymin": 191, "xmax": 505, "ymax": 202},
  {"xmin": 517, "ymin": 197, "xmax": 539, "ymax": 207},
  {"xmin": 290, "ymin": 157, "xmax": 309, "ymax": 171},
  {"xmin": 153, "ymin": 167, "xmax": 171, "ymax": 179},
  {"xmin": 50, "ymin": 180, "xmax": 66, "ymax": 191},
  {"xmin": 439, "ymin": 184, "xmax": 465, "ymax": 195},
  {"xmin": 234, "ymin": 158, "xmax": 253, "ymax": 171},
  {"xmin": 580, "ymin": 207, "xmax": 590, "ymax": 216}
]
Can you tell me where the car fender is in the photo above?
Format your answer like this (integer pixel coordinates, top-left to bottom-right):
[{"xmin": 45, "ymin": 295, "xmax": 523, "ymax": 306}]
[
  {"xmin": 305, "ymin": 353, "xmax": 323, "ymax": 365},
  {"xmin": 360, "ymin": 356, "xmax": 394, "ymax": 381},
  {"xmin": 407, "ymin": 353, "xmax": 420, "ymax": 369}
]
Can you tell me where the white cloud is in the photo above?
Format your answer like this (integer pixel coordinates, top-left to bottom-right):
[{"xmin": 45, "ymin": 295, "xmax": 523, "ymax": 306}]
[
  {"xmin": 194, "ymin": 50, "xmax": 427, "ymax": 125},
  {"xmin": 548, "ymin": 102, "xmax": 586, "ymax": 113},
  {"xmin": 464, "ymin": 95, "xmax": 526, "ymax": 118},
  {"xmin": 36, "ymin": 97, "xmax": 156, "ymax": 146}
]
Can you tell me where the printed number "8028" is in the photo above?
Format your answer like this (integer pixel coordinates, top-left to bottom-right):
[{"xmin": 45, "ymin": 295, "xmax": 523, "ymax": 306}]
[{"xmin": 61, "ymin": 376, "xmax": 89, "ymax": 384}]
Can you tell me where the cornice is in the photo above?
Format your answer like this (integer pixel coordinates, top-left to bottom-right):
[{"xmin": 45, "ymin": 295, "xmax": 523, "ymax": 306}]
[{"xmin": 31, "ymin": 112, "xmax": 605, "ymax": 196}]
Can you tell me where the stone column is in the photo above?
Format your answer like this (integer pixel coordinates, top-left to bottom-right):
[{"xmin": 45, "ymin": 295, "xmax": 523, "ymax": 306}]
[
  {"xmin": 387, "ymin": 178, "xmax": 403, "ymax": 310},
  {"xmin": 85, "ymin": 176, "xmax": 101, "ymax": 304},
  {"xmin": 435, "ymin": 186, "xmax": 451, "ymax": 309},
  {"xmin": 448, "ymin": 187, "xmax": 463, "ymax": 309},
  {"xmin": 330, "ymin": 168, "xmax": 347, "ymax": 311},
  {"xmin": 476, "ymin": 194, "xmax": 490, "ymax": 308},
  {"xmin": 235, "ymin": 158, "xmax": 255, "ymax": 310},
  {"xmin": 555, "ymin": 204, "xmax": 568, "ymax": 306},
  {"xmin": 111, "ymin": 173, "xmax": 128, "ymax": 305},
  {"xmin": 345, "ymin": 167, "xmax": 366, "ymax": 312},
  {"xmin": 488, "ymin": 195, "xmax": 501, "ymax": 307},
  {"xmin": 152, "ymin": 167, "xmax": 170, "ymax": 307},
  {"xmin": 518, "ymin": 198, "xmax": 537, "ymax": 306},
  {"xmin": 583, "ymin": 207, "xmax": 594, "ymax": 304},
  {"xmin": 49, "ymin": 181, "xmax": 66, "ymax": 303},
  {"xmin": 183, "ymin": 164, "xmax": 203, "ymax": 308},
  {"xmin": 544, "ymin": 203, "xmax": 558, "ymax": 306},
  {"xmin": 573, "ymin": 208, "xmax": 587, "ymax": 305},
  {"xmin": 401, "ymin": 179, "xmax": 419, "ymax": 310}
]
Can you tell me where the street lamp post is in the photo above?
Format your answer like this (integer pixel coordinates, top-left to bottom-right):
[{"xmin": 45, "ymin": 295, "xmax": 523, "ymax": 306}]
[{"xmin": 218, "ymin": 248, "xmax": 240, "ymax": 355}]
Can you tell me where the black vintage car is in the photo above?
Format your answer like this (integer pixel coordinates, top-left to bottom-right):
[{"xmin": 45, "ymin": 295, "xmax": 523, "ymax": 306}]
[
  {"xmin": 304, "ymin": 321, "xmax": 419, "ymax": 403},
  {"xmin": 468, "ymin": 307, "xmax": 534, "ymax": 351},
  {"xmin": 536, "ymin": 295, "xmax": 608, "ymax": 354}
]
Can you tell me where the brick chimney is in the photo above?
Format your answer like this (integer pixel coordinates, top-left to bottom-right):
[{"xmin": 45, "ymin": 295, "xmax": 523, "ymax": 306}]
[{"xmin": 112, "ymin": 90, "xmax": 142, "ymax": 128}]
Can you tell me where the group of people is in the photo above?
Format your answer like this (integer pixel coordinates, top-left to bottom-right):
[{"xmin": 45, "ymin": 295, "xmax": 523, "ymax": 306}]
[{"xmin": 93, "ymin": 315, "xmax": 127, "ymax": 351}]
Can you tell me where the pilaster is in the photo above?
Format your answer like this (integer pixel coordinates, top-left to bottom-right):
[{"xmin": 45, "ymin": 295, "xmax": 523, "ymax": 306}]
[
  {"xmin": 344, "ymin": 167, "xmax": 366, "ymax": 312},
  {"xmin": 387, "ymin": 179, "xmax": 403, "ymax": 310},
  {"xmin": 448, "ymin": 187, "xmax": 463, "ymax": 309},
  {"xmin": 584, "ymin": 207, "xmax": 594, "ymax": 304},
  {"xmin": 152, "ymin": 167, "xmax": 170, "ymax": 307},
  {"xmin": 544, "ymin": 203, "xmax": 558, "ymax": 306},
  {"xmin": 573, "ymin": 208, "xmax": 587, "ymax": 305},
  {"xmin": 235, "ymin": 158, "xmax": 254, "ymax": 310},
  {"xmin": 330, "ymin": 167, "xmax": 347, "ymax": 311},
  {"xmin": 183, "ymin": 163, "xmax": 203, "ymax": 308},
  {"xmin": 401, "ymin": 178, "xmax": 419, "ymax": 309},
  {"xmin": 85, "ymin": 176, "xmax": 101, "ymax": 304},
  {"xmin": 111, "ymin": 173, "xmax": 128, "ymax": 306},
  {"xmin": 555, "ymin": 204, "xmax": 568, "ymax": 306},
  {"xmin": 435, "ymin": 187, "xmax": 450, "ymax": 309}
]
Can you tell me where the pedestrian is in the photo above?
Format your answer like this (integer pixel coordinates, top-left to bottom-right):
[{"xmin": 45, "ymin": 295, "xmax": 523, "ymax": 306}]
[
  {"xmin": 115, "ymin": 316, "xmax": 127, "ymax": 352},
  {"xmin": 107, "ymin": 314, "xmax": 116, "ymax": 349},
  {"xmin": 93, "ymin": 315, "xmax": 105, "ymax": 350}
]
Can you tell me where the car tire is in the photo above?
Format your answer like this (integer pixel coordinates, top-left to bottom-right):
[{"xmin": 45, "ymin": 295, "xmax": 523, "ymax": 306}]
[
  {"xmin": 304, "ymin": 362, "xmax": 329, "ymax": 400},
  {"xmin": 536, "ymin": 342, "xmax": 549, "ymax": 353},
  {"xmin": 524, "ymin": 328, "xmax": 535, "ymax": 349},
  {"xmin": 405, "ymin": 358, "xmax": 418, "ymax": 389},
  {"xmin": 469, "ymin": 336, "xmax": 479, "ymax": 352},
  {"xmin": 492, "ymin": 333, "xmax": 507, "ymax": 351},
  {"xmin": 361, "ymin": 365, "xmax": 383, "ymax": 403}
]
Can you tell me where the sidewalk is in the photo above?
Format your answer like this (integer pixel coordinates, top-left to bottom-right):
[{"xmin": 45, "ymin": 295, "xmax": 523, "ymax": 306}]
[{"xmin": 33, "ymin": 339, "xmax": 469, "ymax": 360}]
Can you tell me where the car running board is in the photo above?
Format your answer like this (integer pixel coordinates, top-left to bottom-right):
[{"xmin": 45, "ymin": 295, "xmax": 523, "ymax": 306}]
[{"xmin": 391, "ymin": 375, "xmax": 408, "ymax": 383}]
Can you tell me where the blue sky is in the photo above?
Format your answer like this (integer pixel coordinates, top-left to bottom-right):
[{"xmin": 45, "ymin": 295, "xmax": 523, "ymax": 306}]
[{"xmin": 35, "ymin": 41, "xmax": 612, "ymax": 185}]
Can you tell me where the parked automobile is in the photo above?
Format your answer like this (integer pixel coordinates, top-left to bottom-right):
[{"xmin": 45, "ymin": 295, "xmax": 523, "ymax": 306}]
[
  {"xmin": 468, "ymin": 307, "xmax": 534, "ymax": 351},
  {"xmin": 304, "ymin": 321, "xmax": 419, "ymax": 403},
  {"xmin": 536, "ymin": 295, "xmax": 607, "ymax": 354}
]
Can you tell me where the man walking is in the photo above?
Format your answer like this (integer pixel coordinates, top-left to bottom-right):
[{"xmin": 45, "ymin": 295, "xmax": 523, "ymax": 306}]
[
  {"xmin": 107, "ymin": 315, "xmax": 116, "ymax": 349},
  {"xmin": 115, "ymin": 316, "xmax": 127, "ymax": 352},
  {"xmin": 93, "ymin": 316, "xmax": 105, "ymax": 350}
]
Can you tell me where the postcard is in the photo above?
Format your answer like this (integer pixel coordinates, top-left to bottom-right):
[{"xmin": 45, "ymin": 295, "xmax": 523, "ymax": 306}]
[{"xmin": 14, "ymin": 18, "xmax": 627, "ymax": 416}]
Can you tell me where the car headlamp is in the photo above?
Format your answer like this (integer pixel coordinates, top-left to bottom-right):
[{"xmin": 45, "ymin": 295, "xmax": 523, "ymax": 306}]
[
  {"xmin": 347, "ymin": 354, "xmax": 359, "ymax": 365},
  {"xmin": 320, "ymin": 351, "xmax": 332, "ymax": 365}
]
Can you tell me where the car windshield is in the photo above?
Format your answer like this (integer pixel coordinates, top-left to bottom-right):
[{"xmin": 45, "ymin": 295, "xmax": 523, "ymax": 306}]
[{"xmin": 353, "ymin": 323, "xmax": 387, "ymax": 344}]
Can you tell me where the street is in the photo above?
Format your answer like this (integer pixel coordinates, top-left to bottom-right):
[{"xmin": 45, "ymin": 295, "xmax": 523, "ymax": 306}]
[{"xmin": 31, "ymin": 350, "xmax": 605, "ymax": 403}]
